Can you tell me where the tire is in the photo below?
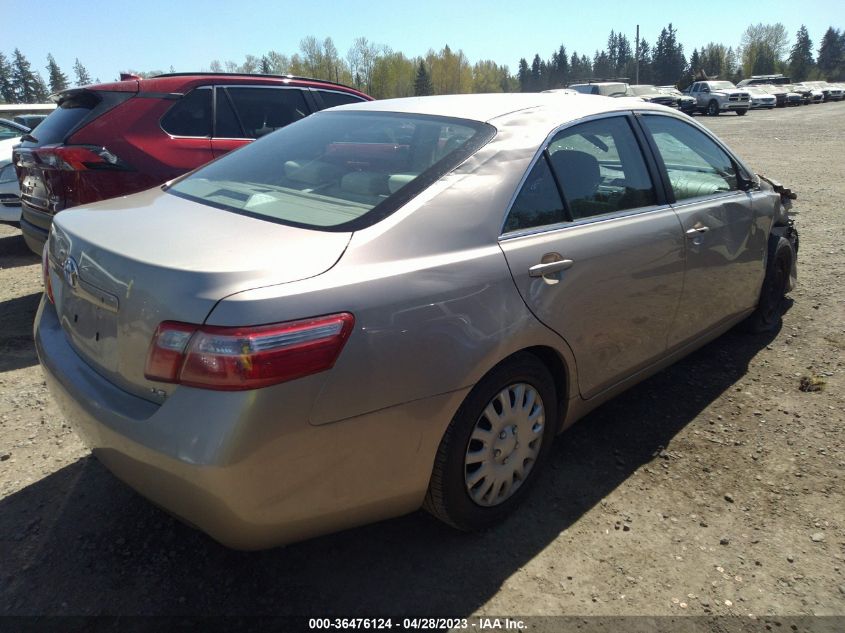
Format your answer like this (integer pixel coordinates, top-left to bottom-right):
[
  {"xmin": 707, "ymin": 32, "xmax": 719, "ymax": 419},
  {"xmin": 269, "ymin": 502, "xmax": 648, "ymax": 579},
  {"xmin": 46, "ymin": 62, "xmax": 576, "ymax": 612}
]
[
  {"xmin": 736, "ymin": 109, "xmax": 747, "ymax": 116},
  {"xmin": 745, "ymin": 236, "xmax": 793, "ymax": 333},
  {"xmin": 707, "ymin": 100, "xmax": 720, "ymax": 116},
  {"xmin": 424, "ymin": 353, "xmax": 558, "ymax": 531}
]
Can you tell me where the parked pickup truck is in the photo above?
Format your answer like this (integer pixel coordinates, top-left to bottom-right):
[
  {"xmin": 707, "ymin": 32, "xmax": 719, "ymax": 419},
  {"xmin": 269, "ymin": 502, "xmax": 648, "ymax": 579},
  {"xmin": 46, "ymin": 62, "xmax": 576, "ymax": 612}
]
[{"xmin": 686, "ymin": 81, "xmax": 750, "ymax": 115}]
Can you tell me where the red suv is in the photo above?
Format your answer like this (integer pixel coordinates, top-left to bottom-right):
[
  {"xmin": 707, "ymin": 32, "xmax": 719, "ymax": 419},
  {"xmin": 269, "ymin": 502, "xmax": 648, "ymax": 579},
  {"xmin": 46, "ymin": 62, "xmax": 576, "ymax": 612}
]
[{"xmin": 14, "ymin": 73, "xmax": 371, "ymax": 254}]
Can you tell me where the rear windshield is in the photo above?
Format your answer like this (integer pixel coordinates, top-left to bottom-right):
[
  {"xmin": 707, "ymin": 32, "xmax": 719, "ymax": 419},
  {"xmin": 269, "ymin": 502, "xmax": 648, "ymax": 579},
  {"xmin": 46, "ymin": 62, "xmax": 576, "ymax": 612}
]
[
  {"xmin": 27, "ymin": 93, "xmax": 98, "ymax": 145},
  {"xmin": 22, "ymin": 91, "xmax": 131, "ymax": 145},
  {"xmin": 167, "ymin": 111, "xmax": 495, "ymax": 231}
]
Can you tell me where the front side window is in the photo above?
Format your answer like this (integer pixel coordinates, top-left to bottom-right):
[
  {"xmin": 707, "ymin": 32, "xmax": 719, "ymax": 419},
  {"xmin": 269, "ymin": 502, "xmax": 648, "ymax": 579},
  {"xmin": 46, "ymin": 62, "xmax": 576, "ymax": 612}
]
[
  {"xmin": 168, "ymin": 111, "xmax": 494, "ymax": 231},
  {"xmin": 547, "ymin": 116, "xmax": 656, "ymax": 219},
  {"xmin": 161, "ymin": 87, "xmax": 212, "ymax": 137},
  {"xmin": 640, "ymin": 115, "xmax": 738, "ymax": 201},
  {"xmin": 223, "ymin": 87, "xmax": 309, "ymax": 139}
]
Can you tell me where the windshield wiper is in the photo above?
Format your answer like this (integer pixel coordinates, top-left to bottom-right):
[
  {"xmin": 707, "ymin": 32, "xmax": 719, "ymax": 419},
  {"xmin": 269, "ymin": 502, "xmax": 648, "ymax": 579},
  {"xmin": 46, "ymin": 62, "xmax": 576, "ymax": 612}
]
[{"xmin": 20, "ymin": 133, "xmax": 39, "ymax": 143}]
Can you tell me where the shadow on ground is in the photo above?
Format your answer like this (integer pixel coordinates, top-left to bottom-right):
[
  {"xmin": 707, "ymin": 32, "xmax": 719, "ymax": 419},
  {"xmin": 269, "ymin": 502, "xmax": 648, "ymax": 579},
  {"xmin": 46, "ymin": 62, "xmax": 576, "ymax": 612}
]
[
  {"xmin": 0, "ymin": 292, "xmax": 41, "ymax": 372},
  {"xmin": 0, "ymin": 324, "xmax": 780, "ymax": 617},
  {"xmin": 0, "ymin": 233, "xmax": 39, "ymax": 270}
]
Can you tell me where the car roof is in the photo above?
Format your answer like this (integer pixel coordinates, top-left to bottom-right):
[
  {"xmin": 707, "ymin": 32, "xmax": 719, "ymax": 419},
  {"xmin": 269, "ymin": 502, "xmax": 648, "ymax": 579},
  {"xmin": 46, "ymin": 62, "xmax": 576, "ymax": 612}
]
[
  {"xmin": 62, "ymin": 73, "xmax": 370, "ymax": 100},
  {"xmin": 331, "ymin": 92, "xmax": 669, "ymax": 124}
]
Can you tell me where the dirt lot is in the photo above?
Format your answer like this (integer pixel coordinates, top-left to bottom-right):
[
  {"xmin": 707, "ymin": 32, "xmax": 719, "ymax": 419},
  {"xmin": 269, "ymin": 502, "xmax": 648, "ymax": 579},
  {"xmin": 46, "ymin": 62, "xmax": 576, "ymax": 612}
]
[{"xmin": 1, "ymin": 103, "xmax": 843, "ymax": 627}]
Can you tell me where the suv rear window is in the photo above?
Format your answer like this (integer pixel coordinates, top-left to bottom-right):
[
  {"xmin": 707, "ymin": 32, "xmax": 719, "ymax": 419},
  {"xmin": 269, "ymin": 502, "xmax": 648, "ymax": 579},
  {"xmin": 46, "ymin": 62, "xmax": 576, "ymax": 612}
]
[
  {"xmin": 21, "ymin": 91, "xmax": 132, "ymax": 146},
  {"xmin": 27, "ymin": 93, "xmax": 97, "ymax": 145},
  {"xmin": 167, "ymin": 111, "xmax": 495, "ymax": 231}
]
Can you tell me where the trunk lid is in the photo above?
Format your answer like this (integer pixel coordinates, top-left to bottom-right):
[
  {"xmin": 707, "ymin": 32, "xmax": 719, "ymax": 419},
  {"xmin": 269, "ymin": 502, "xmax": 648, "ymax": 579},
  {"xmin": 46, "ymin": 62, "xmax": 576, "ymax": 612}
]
[{"xmin": 48, "ymin": 188, "xmax": 351, "ymax": 402}]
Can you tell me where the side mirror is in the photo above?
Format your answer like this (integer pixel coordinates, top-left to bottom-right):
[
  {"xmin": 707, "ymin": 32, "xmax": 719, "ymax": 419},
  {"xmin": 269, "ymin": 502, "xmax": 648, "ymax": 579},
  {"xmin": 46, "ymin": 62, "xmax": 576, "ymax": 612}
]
[
  {"xmin": 737, "ymin": 169, "xmax": 756, "ymax": 192},
  {"xmin": 701, "ymin": 87, "xmax": 710, "ymax": 93}
]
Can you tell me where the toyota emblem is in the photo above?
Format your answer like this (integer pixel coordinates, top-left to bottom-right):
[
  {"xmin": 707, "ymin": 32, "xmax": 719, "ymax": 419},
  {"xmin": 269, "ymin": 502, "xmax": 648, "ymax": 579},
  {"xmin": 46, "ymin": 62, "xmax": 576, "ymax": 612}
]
[{"xmin": 62, "ymin": 257, "xmax": 79, "ymax": 289}]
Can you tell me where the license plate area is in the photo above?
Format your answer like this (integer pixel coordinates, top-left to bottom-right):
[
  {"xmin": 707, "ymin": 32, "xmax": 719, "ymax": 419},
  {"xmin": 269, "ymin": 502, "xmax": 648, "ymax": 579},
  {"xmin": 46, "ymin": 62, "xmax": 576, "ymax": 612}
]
[{"xmin": 59, "ymin": 282, "xmax": 120, "ymax": 373}]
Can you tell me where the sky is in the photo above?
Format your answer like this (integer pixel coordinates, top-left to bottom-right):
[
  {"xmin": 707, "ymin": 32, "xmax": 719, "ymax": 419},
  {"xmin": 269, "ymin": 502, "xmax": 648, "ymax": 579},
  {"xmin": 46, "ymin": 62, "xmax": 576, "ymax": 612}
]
[{"xmin": 1, "ymin": 0, "xmax": 842, "ymax": 83}]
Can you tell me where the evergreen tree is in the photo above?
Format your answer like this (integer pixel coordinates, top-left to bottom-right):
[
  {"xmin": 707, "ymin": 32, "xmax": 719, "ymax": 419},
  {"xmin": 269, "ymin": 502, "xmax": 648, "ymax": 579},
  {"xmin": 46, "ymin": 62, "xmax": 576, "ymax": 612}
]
[
  {"xmin": 12, "ymin": 49, "xmax": 42, "ymax": 103},
  {"xmin": 0, "ymin": 52, "xmax": 15, "ymax": 103},
  {"xmin": 259, "ymin": 55, "xmax": 272, "ymax": 75},
  {"xmin": 517, "ymin": 58, "xmax": 530, "ymax": 91},
  {"xmin": 46, "ymin": 53, "xmax": 69, "ymax": 93},
  {"xmin": 413, "ymin": 60, "xmax": 433, "ymax": 95},
  {"xmin": 529, "ymin": 54, "xmax": 542, "ymax": 91},
  {"xmin": 688, "ymin": 49, "xmax": 702, "ymax": 78},
  {"xmin": 554, "ymin": 45, "xmax": 569, "ymax": 86},
  {"xmin": 73, "ymin": 58, "xmax": 92, "ymax": 86},
  {"xmin": 652, "ymin": 23, "xmax": 687, "ymax": 85},
  {"xmin": 817, "ymin": 27, "xmax": 843, "ymax": 80},
  {"xmin": 592, "ymin": 50, "xmax": 613, "ymax": 80},
  {"xmin": 788, "ymin": 26, "xmax": 814, "ymax": 80},
  {"xmin": 635, "ymin": 40, "xmax": 652, "ymax": 84}
]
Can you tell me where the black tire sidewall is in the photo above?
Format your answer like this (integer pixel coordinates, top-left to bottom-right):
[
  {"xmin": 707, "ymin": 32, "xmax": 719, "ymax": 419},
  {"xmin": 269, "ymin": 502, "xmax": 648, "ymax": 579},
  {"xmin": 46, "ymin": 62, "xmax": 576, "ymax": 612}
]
[
  {"xmin": 747, "ymin": 236, "xmax": 792, "ymax": 332},
  {"xmin": 436, "ymin": 355, "xmax": 558, "ymax": 531}
]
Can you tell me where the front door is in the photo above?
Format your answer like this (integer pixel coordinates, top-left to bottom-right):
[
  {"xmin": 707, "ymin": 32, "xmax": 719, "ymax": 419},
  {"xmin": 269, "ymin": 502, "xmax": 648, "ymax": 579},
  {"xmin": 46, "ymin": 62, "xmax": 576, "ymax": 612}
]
[{"xmin": 637, "ymin": 114, "xmax": 767, "ymax": 348}]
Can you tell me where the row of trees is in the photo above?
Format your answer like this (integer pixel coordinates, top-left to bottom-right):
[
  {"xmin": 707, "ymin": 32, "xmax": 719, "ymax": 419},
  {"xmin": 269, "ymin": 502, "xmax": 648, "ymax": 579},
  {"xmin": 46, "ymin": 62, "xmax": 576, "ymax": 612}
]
[
  {"xmin": 0, "ymin": 50, "xmax": 93, "ymax": 103},
  {"xmin": 518, "ymin": 24, "xmax": 845, "ymax": 92},
  {"xmin": 2, "ymin": 23, "xmax": 844, "ymax": 104}
]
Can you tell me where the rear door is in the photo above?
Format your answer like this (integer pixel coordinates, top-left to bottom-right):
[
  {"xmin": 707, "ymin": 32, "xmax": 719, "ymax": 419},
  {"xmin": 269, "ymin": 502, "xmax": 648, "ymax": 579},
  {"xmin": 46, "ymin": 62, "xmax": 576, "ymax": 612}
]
[
  {"xmin": 637, "ymin": 114, "xmax": 767, "ymax": 348},
  {"xmin": 499, "ymin": 114, "xmax": 686, "ymax": 399},
  {"xmin": 211, "ymin": 86, "xmax": 312, "ymax": 157}
]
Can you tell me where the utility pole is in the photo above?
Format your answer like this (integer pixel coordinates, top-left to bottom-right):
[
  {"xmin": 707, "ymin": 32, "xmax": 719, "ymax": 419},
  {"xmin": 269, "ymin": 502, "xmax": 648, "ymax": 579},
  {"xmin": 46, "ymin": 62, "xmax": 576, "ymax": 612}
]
[{"xmin": 635, "ymin": 24, "xmax": 640, "ymax": 84}]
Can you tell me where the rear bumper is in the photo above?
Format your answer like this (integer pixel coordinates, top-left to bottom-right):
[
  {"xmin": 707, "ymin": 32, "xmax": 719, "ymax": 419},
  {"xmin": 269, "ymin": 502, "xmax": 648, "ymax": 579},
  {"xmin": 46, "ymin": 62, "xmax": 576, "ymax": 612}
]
[
  {"xmin": 21, "ymin": 202, "xmax": 52, "ymax": 254},
  {"xmin": 35, "ymin": 297, "xmax": 464, "ymax": 549}
]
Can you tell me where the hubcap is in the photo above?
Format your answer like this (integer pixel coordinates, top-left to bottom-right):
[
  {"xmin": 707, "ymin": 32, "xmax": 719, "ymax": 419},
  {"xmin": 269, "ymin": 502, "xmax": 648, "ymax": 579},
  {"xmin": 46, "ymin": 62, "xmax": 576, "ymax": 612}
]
[{"xmin": 464, "ymin": 383, "xmax": 545, "ymax": 507}]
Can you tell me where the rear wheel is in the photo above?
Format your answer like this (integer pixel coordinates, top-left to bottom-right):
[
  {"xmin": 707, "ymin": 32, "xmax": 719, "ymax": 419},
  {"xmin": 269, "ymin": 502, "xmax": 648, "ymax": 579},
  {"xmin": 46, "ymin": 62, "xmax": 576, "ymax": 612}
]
[
  {"xmin": 707, "ymin": 100, "xmax": 720, "ymax": 116},
  {"xmin": 745, "ymin": 236, "xmax": 793, "ymax": 333},
  {"xmin": 424, "ymin": 353, "xmax": 557, "ymax": 531}
]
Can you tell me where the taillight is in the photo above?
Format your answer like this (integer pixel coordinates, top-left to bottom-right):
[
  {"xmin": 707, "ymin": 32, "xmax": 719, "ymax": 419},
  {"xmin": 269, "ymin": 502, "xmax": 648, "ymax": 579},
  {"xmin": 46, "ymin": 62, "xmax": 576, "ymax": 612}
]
[
  {"xmin": 41, "ymin": 245, "xmax": 55, "ymax": 304},
  {"xmin": 32, "ymin": 146, "xmax": 131, "ymax": 171},
  {"xmin": 144, "ymin": 313, "xmax": 355, "ymax": 391}
]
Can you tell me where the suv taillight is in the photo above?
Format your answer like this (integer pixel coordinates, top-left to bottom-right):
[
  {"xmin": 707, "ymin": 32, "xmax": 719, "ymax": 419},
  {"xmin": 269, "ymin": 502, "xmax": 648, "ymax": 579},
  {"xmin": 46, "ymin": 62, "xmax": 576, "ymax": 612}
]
[
  {"xmin": 145, "ymin": 313, "xmax": 355, "ymax": 390},
  {"xmin": 31, "ymin": 146, "xmax": 132, "ymax": 171}
]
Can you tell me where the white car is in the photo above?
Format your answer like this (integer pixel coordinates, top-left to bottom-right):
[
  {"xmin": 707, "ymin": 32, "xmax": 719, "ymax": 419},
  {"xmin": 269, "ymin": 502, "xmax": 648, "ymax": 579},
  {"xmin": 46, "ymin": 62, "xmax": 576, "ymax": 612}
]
[
  {"xmin": 745, "ymin": 86, "xmax": 777, "ymax": 109},
  {"xmin": 0, "ymin": 122, "xmax": 27, "ymax": 222}
]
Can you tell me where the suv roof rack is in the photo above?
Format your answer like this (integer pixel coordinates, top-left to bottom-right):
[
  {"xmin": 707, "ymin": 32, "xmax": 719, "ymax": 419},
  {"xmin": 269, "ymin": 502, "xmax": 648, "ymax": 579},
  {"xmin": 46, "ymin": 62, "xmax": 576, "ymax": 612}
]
[{"xmin": 150, "ymin": 72, "xmax": 359, "ymax": 91}]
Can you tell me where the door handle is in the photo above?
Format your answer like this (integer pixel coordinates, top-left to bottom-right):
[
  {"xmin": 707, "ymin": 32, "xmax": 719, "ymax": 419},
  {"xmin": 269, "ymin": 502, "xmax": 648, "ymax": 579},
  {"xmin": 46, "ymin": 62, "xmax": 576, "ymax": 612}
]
[
  {"xmin": 529, "ymin": 259, "xmax": 574, "ymax": 277},
  {"xmin": 685, "ymin": 226, "xmax": 710, "ymax": 237}
]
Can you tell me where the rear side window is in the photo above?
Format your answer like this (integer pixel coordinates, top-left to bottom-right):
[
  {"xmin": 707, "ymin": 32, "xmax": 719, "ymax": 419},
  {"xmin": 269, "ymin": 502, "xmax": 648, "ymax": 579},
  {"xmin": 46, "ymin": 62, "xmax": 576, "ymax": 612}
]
[
  {"xmin": 317, "ymin": 90, "xmax": 366, "ymax": 109},
  {"xmin": 640, "ymin": 115, "xmax": 738, "ymax": 201},
  {"xmin": 167, "ymin": 111, "xmax": 494, "ymax": 231},
  {"xmin": 161, "ymin": 87, "xmax": 212, "ymax": 137},
  {"xmin": 547, "ymin": 116, "xmax": 656, "ymax": 219},
  {"xmin": 504, "ymin": 155, "xmax": 566, "ymax": 232},
  {"xmin": 224, "ymin": 87, "xmax": 309, "ymax": 138}
]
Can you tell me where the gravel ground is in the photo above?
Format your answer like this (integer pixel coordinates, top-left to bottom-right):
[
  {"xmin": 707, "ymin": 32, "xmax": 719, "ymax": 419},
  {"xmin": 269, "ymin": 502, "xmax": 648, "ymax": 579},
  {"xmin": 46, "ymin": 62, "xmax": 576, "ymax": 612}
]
[{"xmin": 0, "ymin": 102, "xmax": 843, "ymax": 626}]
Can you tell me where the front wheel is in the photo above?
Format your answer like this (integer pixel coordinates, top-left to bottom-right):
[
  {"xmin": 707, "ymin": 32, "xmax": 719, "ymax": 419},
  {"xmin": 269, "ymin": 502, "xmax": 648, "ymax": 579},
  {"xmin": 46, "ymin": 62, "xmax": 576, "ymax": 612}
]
[
  {"xmin": 744, "ymin": 236, "xmax": 793, "ymax": 333},
  {"xmin": 707, "ymin": 100, "xmax": 720, "ymax": 116},
  {"xmin": 424, "ymin": 353, "xmax": 558, "ymax": 531},
  {"xmin": 736, "ymin": 109, "xmax": 747, "ymax": 116}
]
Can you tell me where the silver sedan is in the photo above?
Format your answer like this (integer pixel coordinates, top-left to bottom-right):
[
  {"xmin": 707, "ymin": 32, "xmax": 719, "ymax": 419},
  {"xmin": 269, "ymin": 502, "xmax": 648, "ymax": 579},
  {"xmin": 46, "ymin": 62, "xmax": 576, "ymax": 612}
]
[{"xmin": 35, "ymin": 94, "xmax": 798, "ymax": 549}]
